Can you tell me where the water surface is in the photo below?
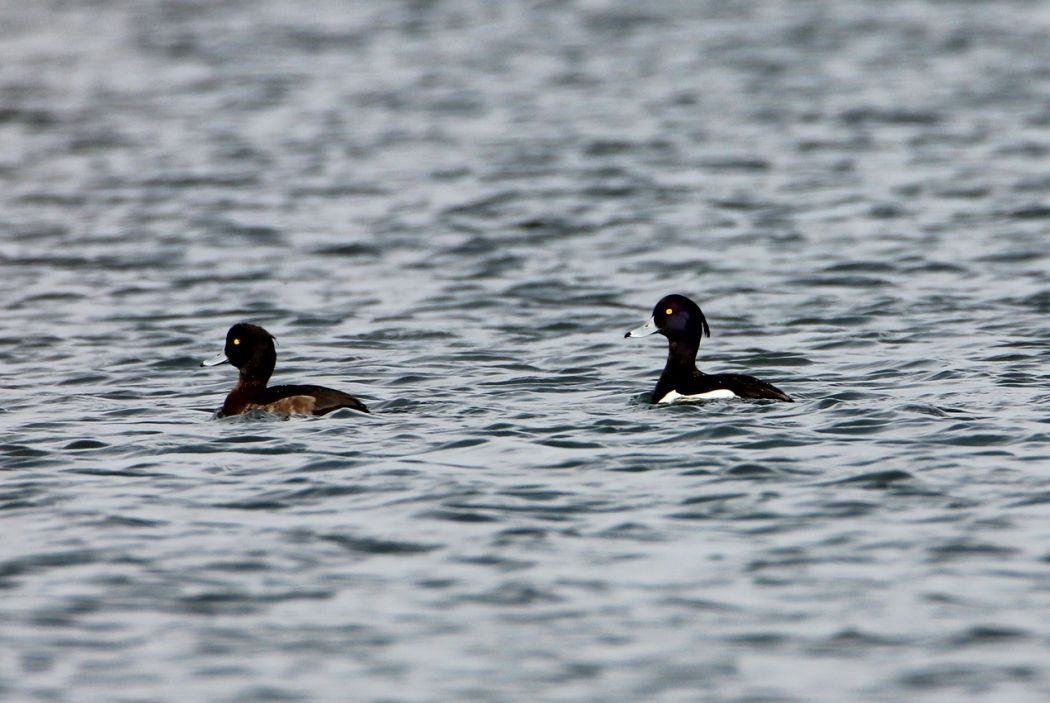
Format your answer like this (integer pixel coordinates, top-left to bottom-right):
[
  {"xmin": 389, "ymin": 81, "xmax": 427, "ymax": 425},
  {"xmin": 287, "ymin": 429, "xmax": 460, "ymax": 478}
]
[{"xmin": 2, "ymin": 1, "xmax": 1050, "ymax": 701}]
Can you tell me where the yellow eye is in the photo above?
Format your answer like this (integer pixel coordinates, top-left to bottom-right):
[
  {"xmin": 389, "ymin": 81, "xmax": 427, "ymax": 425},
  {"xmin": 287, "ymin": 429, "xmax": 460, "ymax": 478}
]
[
  {"xmin": 665, "ymin": 308, "xmax": 673, "ymax": 315},
  {"xmin": 233, "ymin": 338, "xmax": 241, "ymax": 346}
]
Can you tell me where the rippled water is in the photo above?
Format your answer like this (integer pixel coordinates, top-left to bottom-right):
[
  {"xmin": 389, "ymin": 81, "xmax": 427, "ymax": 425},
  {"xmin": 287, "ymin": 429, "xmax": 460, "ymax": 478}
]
[{"xmin": 3, "ymin": 1, "xmax": 1050, "ymax": 701}]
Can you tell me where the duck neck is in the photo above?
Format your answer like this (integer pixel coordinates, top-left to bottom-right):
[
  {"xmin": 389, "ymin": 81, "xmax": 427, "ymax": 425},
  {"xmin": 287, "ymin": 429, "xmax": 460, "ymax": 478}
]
[
  {"xmin": 667, "ymin": 340, "xmax": 699, "ymax": 371},
  {"xmin": 237, "ymin": 371, "xmax": 268, "ymax": 389},
  {"xmin": 236, "ymin": 358, "xmax": 273, "ymax": 390}
]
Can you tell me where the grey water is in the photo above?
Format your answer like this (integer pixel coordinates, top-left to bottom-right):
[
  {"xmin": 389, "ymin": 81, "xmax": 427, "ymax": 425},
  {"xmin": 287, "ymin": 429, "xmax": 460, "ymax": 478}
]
[{"xmin": 2, "ymin": 1, "xmax": 1049, "ymax": 701}]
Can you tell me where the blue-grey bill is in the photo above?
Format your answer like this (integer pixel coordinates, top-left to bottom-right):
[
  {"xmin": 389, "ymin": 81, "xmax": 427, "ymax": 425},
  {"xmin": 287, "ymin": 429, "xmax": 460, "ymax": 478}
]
[
  {"xmin": 625, "ymin": 316, "xmax": 658, "ymax": 338},
  {"xmin": 201, "ymin": 352, "xmax": 229, "ymax": 367}
]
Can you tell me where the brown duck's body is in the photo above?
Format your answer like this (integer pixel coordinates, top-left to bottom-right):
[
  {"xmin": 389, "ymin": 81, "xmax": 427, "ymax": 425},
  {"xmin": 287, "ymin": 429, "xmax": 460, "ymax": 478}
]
[
  {"xmin": 222, "ymin": 382, "xmax": 370, "ymax": 417},
  {"xmin": 203, "ymin": 323, "xmax": 370, "ymax": 417}
]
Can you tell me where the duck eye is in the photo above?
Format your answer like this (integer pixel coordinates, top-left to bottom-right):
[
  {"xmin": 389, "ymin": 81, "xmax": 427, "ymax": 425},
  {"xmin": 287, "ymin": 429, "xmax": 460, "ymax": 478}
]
[
  {"xmin": 665, "ymin": 308, "xmax": 673, "ymax": 315},
  {"xmin": 233, "ymin": 338, "xmax": 241, "ymax": 346}
]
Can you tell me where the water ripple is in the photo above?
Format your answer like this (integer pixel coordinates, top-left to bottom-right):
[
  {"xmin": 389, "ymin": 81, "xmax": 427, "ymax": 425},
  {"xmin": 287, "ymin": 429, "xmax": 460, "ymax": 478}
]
[{"xmin": 2, "ymin": 1, "xmax": 1050, "ymax": 701}]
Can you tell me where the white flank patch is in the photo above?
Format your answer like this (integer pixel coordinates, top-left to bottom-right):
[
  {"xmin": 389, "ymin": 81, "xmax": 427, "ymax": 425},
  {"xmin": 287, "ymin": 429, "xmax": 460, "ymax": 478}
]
[{"xmin": 657, "ymin": 388, "xmax": 737, "ymax": 403}]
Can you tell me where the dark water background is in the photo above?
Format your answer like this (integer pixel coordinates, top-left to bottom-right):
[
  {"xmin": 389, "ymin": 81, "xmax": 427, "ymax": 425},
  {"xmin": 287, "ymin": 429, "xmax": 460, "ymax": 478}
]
[{"xmin": 2, "ymin": 1, "xmax": 1050, "ymax": 701}]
